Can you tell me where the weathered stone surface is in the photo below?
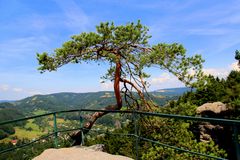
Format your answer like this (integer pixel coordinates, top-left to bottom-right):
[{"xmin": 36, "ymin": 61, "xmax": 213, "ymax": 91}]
[
  {"xmin": 195, "ymin": 102, "xmax": 235, "ymax": 159},
  {"xmin": 200, "ymin": 132, "xmax": 212, "ymax": 142},
  {"xmin": 33, "ymin": 145, "xmax": 133, "ymax": 160},
  {"xmin": 83, "ymin": 144, "xmax": 105, "ymax": 151},
  {"xmin": 196, "ymin": 102, "xmax": 227, "ymax": 114},
  {"xmin": 198, "ymin": 122, "xmax": 224, "ymax": 143}
]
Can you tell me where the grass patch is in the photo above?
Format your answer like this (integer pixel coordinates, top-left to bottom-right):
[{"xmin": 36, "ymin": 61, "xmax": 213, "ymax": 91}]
[
  {"xmin": 0, "ymin": 116, "xmax": 78, "ymax": 143},
  {"xmin": 33, "ymin": 109, "xmax": 48, "ymax": 115},
  {"xmin": 10, "ymin": 127, "xmax": 44, "ymax": 140},
  {"xmin": 25, "ymin": 119, "xmax": 40, "ymax": 131},
  {"xmin": 10, "ymin": 119, "xmax": 44, "ymax": 140},
  {"xmin": 0, "ymin": 137, "xmax": 12, "ymax": 143},
  {"xmin": 49, "ymin": 118, "xmax": 66, "ymax": 127}
]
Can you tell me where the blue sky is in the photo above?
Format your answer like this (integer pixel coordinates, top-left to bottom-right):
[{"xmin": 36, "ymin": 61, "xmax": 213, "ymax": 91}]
[{"xmin": 0, "ymin": 0, "xmax": 240, "ymax": 100}]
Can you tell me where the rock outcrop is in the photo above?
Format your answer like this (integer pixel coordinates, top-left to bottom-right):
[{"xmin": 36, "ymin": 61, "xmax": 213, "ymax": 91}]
[
  {"xmin": 195, "ymin": 102, "xmax": 235, "ymax": 159},
  {"xmin": 33, "ymin": 144, "xmax": 133, "ymax": 160},
  {"xmin": 196, "ymin": 102, "xmax": 227, "ymax": 114}
]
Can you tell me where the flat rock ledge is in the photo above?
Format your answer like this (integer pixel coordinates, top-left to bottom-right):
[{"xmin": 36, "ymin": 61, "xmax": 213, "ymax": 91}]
[
  {"xmin": 196, "ymin": 102, "xmax": 228, "ymax": 114},
  {"xmin": 33, "ymin": 145, "xmax": 133, "ymax": 160}
]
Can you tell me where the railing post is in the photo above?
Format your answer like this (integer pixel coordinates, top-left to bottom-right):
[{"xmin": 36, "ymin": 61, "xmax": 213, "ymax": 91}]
[
  {"xmin": 133, "ymin": 111, "xmax": 139, "ymax": 160},
  {"xmin": 53, "ymin": 113, "xmax": 58, "ymax": 148},
  {"xmin": 79, "ymin": 111, "xmax": 84, "ymax": 146},
  {"xmin": 233, "ymin": 125, "xmax": 240, "ymax": 160}
]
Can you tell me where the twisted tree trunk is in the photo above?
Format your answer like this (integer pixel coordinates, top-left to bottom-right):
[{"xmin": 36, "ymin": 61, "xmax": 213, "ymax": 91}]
[
  {"xmin": 71, "ymin": 57, "xmax": 123, "ymax": 145},
  {"xmin": 114, "ymin": 59, "xmax": 122, "ymax": 109}
]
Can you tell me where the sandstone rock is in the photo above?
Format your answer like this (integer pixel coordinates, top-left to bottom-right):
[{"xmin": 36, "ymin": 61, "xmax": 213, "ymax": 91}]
[
  {"xmin": 200, "ymin": 132, "xmax": 212, "ymax": 142},
  {"xmin": 33, "ymin": 145, "xmax": 133, "ymax": 160},
  {"xmin": 195, "ymin": 102, "xmax": 235, "ymax": 159},
  {"xmin": 196, "ymin": 102, "xmax": 228, "ymax": 114},
  {"xmin": 84, "ymin": 144, "xmax": 105, "ymax": 151}
]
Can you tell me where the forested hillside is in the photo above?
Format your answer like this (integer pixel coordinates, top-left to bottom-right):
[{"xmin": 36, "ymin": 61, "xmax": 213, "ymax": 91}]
[
  {"xmin": 0, "ymin": 88, "xmax": 187, "ymax": 118},
  {"xmin": 174, "ymin": 70, "xmax": 240, "ymax": 118},
  {"xmin": 0, "ymin": 108, "xmax": 25, "ymax": 139},
  {"xmin": 0, "ymin": 88, "xmax": 186, "ymax": 145}
]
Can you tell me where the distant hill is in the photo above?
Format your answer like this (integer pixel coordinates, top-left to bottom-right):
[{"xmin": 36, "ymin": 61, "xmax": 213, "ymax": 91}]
[
  {"xmin": 0, "ymin": 87, "xmax": 192, "ymax": 117},
  {"xmin": 12, "ymin": 92, "xmax": 117, "ymax": 114},
  {"xmin": 153, "ymin": 87, "xmax": 193, "ymax": 96},
  {"xmin": 0, "ymin": 102, "xmax": 15, "ymax": 108},
  {"xmin": 0, "ymin": 100, "xmax": 14, "ymax": 103}
]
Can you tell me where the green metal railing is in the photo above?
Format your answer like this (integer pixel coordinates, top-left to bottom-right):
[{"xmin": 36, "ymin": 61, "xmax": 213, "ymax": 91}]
[{"xmin": 0, "ymin": 109, "xmax": 240, "ymax": 160}]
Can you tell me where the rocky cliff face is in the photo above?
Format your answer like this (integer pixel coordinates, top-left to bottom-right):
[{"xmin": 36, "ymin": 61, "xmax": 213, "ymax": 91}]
[{"xmin": 195, "ymin": 102, "xmax": 236, "ymax": 160}]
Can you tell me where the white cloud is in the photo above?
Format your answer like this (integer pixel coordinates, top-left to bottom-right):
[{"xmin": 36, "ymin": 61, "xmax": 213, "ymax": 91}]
[
  {"xmin": 149, "ymin": 61, "xmax": 240, "ymax": 90},
  {"xmin": 150, "ymin": 73, "xmax": 171, "ymax": 85},
  {"xmin": 0, "ymin": 84, "xmax": 9, "ymax": 91},
  {"xmin": 230, "ymin": 62, "xmax": 240, "ymax": 71},
  {"xmin": 203, "ymin": 68, "xmax": 229, "ymax": 78},
  {"xmin": 149, "ymin": 72, "xmax": 184, "ymax": 90},
  {"xmin": 203, "ymin": 61, "xmax": 240, "ymax": 78},
  {"xmin": 27, "ymin": 90, "xmax": 42, "ymax": 95},
  {"xmin": 0, "ymin": 84, "xmax": 42, "ymax": 99},
  {"xmin": 100, "ymin": 81, "xmax": 113, "ymax": 90},
  {"xmin": 13, "ymin": 88, "xmax": 23, "ymax": 92}
]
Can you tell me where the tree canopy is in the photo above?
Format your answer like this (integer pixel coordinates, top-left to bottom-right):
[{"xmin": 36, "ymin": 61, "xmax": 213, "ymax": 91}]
[
  {"xmin": 37, "ymin": 21, "xmax": 204, "ymax": 109},
  {"xmin": 235, "ymin": 50, "xmax": 240, "ymax": 67},
  {"xmin": 37, "ymin": 21, "xmax": 204, "ymax": 144}
]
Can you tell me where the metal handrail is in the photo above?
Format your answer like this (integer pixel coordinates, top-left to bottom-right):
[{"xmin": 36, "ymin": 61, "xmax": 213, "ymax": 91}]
[
  {"xmin": 0, "ymin": 109, "xmax": 239, "ymax": 160},
  {"xmin": 2, "ymin": 109, "xmax": 240, "ymax": 126}
]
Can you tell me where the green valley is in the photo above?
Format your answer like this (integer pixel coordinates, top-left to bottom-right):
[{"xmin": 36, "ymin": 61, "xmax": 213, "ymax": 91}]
[{"xmin": 0, "ymin": 88, "xmax": 187, "ymax": 143}]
